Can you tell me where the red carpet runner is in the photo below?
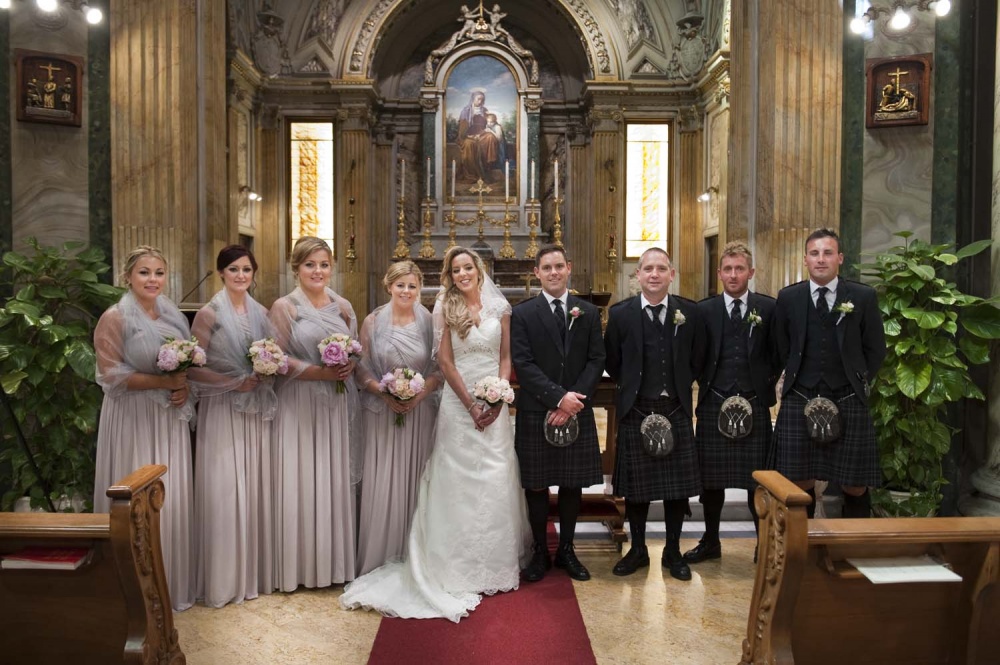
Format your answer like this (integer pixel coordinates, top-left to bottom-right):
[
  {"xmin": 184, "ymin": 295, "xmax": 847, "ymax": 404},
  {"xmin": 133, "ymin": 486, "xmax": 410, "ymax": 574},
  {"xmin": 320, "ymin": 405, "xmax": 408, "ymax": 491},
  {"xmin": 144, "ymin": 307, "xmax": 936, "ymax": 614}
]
[{"xmin": 367, "ymin": 528, "xmax": 596, "ymax": 664}]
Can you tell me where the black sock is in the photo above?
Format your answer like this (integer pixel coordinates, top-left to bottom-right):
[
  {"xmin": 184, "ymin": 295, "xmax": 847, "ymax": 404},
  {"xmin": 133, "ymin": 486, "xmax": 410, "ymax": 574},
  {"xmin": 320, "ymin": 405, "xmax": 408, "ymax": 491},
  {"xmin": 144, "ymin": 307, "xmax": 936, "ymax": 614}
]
[
  {"xmin": 625, "ymin": 500, "xmax": 650, "ymax": 549},
  {"xmin": 525, "ymin": 489, "xmax": 550, "ymax": 550},
  {"xmin": 700, "ymin": 489, "xmax": 725, "ymax": 544},
  {"xmin": 557, "ymin": 487, "xmax": 582, "ymax": 547},
  {"xmin": 842, "ymin": 490, "xmax": 871, "ymax": 518},
  {"xmin": 747, "ymin": 491, "xmax": 760, "ymax": 538},
  {"xmin": 664, "ymin": 499, "xmax": 687, "ymax": 554},
  {"xmin": 806, "ymin": 487, "xmax": 817, "ymax": 519}
]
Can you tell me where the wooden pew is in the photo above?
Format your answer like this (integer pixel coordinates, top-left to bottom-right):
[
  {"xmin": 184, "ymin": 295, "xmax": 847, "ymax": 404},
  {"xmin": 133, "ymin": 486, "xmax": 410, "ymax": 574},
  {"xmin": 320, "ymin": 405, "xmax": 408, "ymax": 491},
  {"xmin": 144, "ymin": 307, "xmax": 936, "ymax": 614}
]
[
  {"xmin": 0, "ymin": 464, "xmax": 185, "ymax": 665},
  {"xmin": 740, "ymin": 470, "xmax": 1000, "ymax": 665}
]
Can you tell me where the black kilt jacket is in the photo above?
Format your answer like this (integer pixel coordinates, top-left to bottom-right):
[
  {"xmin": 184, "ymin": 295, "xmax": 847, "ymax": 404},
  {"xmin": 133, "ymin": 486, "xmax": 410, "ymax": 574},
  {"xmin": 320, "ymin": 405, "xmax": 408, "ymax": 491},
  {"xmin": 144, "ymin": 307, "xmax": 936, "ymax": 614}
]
[
  {"xmin": 511, "ymin": 293, "xmax": 605, "ymax": 488},
  {"xmin": 695, "ymin": 292, "xmax": 779, "ymax": 490}
]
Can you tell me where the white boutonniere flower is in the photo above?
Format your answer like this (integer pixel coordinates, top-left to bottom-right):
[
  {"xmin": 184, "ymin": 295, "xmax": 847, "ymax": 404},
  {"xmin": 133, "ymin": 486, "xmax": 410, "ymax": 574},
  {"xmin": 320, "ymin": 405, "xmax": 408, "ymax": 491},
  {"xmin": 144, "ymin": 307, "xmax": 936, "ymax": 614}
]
[
  {"xmin": 834, "ymin": 301, "xmax": 854, "ymax": 325},
  {"xmin": 747, "ymin": 309, "xmax": 763, "ymax": 338},
  {"xmin": 672, "ymin": 309, "xmax": 686, "ymax": 337},
  {"xmin": 568, "ymin": 306, "xmax": 582, "ymax": 329}
]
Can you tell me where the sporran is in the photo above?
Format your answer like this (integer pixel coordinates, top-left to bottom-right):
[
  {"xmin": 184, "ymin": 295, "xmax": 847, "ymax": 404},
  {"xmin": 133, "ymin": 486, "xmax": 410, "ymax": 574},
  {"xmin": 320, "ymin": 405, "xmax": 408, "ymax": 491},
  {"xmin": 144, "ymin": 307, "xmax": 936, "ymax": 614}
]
[
  {"xmin": 803, "ymin": 396, "xmax": 841, "ymax": 444},
  {"xmin": 718, "ymin": 395, "xmax": 753, "ymax": 440},
  {"xmin": 544, "ymin": 412, "xmax": 579, "ymax": 448},
  {"xmin": 640, "ymin": 413, "xmax": 675, "ymax": 457}
]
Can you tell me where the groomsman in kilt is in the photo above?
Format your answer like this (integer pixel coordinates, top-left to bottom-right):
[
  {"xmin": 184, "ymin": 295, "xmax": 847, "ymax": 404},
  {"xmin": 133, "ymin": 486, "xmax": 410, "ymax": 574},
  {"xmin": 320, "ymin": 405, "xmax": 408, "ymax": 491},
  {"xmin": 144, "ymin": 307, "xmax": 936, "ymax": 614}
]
[
  {"xmin": 686, "ymin": 242, "xmax": 778, "ymax": 565},
  {"xmin": 605, "ymin": 248, "xmax": 706, "ymax": 580},
  {"xmin": 772, "ymin": 228, "xmax": 886, "ymax": 518},
  {"xmin": 511, "ymin": 245, "xmax": 606, "ymax": 582}
]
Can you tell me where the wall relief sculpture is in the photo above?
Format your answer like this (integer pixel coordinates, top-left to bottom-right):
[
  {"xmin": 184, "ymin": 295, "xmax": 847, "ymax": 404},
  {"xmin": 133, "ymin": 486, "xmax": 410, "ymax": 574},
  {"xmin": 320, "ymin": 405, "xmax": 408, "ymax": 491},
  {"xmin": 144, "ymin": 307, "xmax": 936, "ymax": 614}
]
[
  {"xmin": 606, "ymin": 0, "xmax": 658, "ymax": 51},
  {"xmin": 666, "ymin": 4, "xmax": 709, "ymax": 82},
  {"xmin": 253, "ymin": 2, "xmax": 292, "ymax": 77},
  {"xmin": 305, "ymin": 0, "xmax": 351, "ymax": 47}
]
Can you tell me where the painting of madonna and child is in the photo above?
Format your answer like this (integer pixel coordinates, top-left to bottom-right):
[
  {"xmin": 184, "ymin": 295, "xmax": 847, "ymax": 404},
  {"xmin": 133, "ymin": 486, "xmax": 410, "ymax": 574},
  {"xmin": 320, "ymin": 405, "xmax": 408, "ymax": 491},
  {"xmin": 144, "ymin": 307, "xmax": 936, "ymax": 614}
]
[{"xmin": 445, "ymin": 55, "xmax": 518, "ymax": 199}]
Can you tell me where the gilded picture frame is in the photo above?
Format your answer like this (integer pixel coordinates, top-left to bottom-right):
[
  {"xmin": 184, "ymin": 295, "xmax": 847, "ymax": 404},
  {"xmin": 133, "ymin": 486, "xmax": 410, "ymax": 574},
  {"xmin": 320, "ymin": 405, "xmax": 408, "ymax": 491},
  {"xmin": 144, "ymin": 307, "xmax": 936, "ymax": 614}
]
[
  {"xmin": 865, "ymin": 53, "xmax": 932, "ymax": 129},
  {"xmin": 15, "ymin": 49, "xmax": 84, "ymax": 128}
]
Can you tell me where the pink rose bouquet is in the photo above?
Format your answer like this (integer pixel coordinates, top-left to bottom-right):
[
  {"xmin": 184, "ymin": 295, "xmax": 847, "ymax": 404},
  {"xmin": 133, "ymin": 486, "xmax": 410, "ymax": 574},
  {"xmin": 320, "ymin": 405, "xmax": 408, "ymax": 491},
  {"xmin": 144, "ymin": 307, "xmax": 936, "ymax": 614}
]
[
  {"xmin": 317, "ymin": 333, "xmax": 363, "ymax": 393},
  {"xmin": 157, "ymin": 337, "xmax": 206, "ymax": 373},
  {"xmin": 247, "ymin": 338, "xmax": 289, "ymax": 377},
  {"xmin": 379, "ymin": 367, "xmax": 426, "ymax": 426},
  {"xmin": 472, "ymin": 376, "xmax": 515, "ymax": 407}
]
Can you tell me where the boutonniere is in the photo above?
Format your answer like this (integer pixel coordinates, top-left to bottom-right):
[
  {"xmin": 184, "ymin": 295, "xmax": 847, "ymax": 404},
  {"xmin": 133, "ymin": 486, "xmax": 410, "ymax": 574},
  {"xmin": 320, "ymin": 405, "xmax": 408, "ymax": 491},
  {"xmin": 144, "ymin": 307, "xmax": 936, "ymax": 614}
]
[
  {"xmin": 568, "ymin": 306, "xmax": 583, "ymax": 329},
  {"xmin": 747, "ymin": 309, "xmax": 763, "ymax": 338},
  {"xmin": 834, "ymin": 301, "xmax": 853, "ymax": 324},
  {"xmin": 672, "ymin": 309, "xmax": 686, "ymax": 337}
]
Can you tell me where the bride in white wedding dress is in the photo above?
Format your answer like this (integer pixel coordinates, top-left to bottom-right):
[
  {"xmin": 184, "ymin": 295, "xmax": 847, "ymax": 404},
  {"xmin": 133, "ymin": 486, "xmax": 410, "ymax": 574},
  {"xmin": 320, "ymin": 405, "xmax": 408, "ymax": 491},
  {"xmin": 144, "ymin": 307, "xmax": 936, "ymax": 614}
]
[{"xmin": 340, "ymin": 247, "xmax": 529, "ymax": 623}]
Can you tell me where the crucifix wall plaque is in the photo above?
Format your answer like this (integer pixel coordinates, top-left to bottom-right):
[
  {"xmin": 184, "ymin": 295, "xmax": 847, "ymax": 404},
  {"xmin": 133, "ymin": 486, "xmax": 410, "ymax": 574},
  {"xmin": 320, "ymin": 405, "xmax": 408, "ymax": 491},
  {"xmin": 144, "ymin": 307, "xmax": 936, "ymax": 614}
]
[
  {"xmin": 15, "ymin": 49, "xmax": 84, "ymax": 127},
  {"xmin": 865, "ymin": 53, "xmax": 931, "ymax": 129}
]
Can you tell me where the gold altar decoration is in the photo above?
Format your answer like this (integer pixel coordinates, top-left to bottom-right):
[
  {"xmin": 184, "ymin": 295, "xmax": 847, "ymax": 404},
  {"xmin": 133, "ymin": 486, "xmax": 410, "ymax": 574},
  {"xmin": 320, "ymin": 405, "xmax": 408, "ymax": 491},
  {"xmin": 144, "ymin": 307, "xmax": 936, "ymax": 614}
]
[
  {"xmin": 392, "ymin": 195, "xmax": 410, "ymax": 260},
  {"xmin": 551, "ymin": 195, "xmax": 564, "ymax": 248},
  {"xmin": 524, "ymin": 198, "xmax": 539, "ymax": 259},
  {"xmin": 498, "ymin": 197, "xmax": 517, "ymax": 259},
  {"xmin": 606, "ymin": 225, "xmax": 618, "ymax": 273},
  {"xmin": 418, "ymin": 198, "xmax": 436, "ymax": 259},
  {"xmin": 865, "ymin": 53, "xmax": 931, "ymax": 129},
  {"xmin": 345, "ymin": 211, "xmax": 357, "ymax": 272}
]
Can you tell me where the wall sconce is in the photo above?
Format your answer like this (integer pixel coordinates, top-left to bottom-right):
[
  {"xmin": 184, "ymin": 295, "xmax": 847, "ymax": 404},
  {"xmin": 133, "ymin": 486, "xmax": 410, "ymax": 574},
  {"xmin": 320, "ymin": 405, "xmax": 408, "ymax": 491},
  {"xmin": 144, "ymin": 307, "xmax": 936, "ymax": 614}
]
[
  {"xmin": 603, "ymin": 159, "xmax": 616, "ymax": 193},
  {"xmin": 697, "ymin": 186, "xmax": 718, "ymax": 203},
  {"xmin": 849, "ymin": 1, "xmax": 950, "ymax": 36},
  {"xmin": 0, "ymin": 0, "xmax": 106, "ymax": 23},
  {"xmin": 239, "ymin": 185, "xmax": 262, "ymax": 202}
]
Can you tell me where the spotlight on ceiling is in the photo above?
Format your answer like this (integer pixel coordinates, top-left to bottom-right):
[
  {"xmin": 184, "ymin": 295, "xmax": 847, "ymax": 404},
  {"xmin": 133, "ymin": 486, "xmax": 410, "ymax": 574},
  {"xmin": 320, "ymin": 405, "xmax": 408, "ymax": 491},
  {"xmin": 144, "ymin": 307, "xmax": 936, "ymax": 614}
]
[
  {"xmin": 889, "ymin": 6, "xmax": 911, "ymax": 31},
  {"xmin": 83, "ymin": 4, "xmax": 103, "ymax": 24}
]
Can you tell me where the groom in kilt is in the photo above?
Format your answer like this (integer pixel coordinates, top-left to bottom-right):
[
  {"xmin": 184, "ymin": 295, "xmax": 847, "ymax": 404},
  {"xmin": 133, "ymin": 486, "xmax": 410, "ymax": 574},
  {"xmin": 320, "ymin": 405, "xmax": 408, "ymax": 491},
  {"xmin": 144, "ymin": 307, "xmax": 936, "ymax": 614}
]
[
  {"xmin": 605, "ymin": 248, "xmax": 706, "ymax": 580},
  {"xmin": 511, "ymin": 245, "xmax": 605, "ymax": 582},
  {"xmin": 687, "ymin": 242, "xmax": 778, "ymax": 565},
  {"xmin": 772, "ymin": 228, "xmax": 886, "ymax": 518}
]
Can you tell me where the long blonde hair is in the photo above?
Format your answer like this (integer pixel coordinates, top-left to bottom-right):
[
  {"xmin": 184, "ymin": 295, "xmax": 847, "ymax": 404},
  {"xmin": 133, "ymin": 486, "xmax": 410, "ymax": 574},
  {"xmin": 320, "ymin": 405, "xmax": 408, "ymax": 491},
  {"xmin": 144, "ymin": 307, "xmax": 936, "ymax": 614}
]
[{"xmin": 439, "ymin": 246, "xmax": 485, "ymax": 340}]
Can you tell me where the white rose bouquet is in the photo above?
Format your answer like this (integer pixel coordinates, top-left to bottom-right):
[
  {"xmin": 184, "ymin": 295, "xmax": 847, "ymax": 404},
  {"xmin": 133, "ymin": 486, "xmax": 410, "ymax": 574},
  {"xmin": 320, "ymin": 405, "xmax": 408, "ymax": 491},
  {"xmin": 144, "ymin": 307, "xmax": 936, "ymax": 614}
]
[
  {"xmin": 472, "ymin": 376, "xmax": 515, "ymax": 407},
  {"xmin": 247, "ymin": 338, "xmax": 289, "ymax": 377}
]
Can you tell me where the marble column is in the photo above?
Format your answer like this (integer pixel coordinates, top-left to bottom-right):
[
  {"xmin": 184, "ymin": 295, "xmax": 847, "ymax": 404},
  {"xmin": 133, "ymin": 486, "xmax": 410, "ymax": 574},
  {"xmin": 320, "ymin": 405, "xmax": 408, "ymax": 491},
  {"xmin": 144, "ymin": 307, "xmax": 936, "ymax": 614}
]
[
  {"xmin": 337, "ymin": 106, "xmax": 375, "ymax": 318},
  {"xmin": 586, "ymin": 106, "xmax": 623, "ymax": 299},
  {"xmin": 110, "ymin": 0, "xmax": 227, "ymax": 302},
  {"xmin": 728, "ymin": 0, "xmax": 843, "ymax": 297},
  {"xmin": 678, "ymin": 115, "xmax": 705, "ymax": 300},
  {"xmin": 254, "ymin": 105, "xmax": 282, "ymax": 308}
]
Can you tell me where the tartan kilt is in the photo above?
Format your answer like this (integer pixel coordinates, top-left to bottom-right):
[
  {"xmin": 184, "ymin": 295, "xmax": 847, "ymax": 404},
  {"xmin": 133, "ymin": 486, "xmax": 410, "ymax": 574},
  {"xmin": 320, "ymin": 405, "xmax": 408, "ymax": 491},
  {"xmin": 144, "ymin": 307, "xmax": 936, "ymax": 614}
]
[
  {"xmin": 613, "ymin": 399, "xmax": 701, "ymax": 502},
  {"xmin": 514, "ymin": 408, "xmax": 603, "ymax": 489},
  {"xmin": 769, "ymin": 387, "xmax": 881, "ymax": 487},
  {"xmin": 695, "ymin": 391, "xmax": 772, "ymax": 491}
]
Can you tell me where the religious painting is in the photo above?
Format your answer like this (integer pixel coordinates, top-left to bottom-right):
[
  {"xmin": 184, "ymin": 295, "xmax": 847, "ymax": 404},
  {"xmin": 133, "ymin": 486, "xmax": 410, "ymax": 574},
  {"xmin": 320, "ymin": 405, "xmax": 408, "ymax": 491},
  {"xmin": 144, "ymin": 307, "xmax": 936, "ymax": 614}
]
[
  {"xmin": 15, "ymin": 49, "xmax": 84, "ymax": 127},
  {"xmin": 444, "ymin": 55, "xmax": 518, "ymax": 200},
  {"xmin": 865, "ymin": 54, "xmax": 932, "ymax": 129}
]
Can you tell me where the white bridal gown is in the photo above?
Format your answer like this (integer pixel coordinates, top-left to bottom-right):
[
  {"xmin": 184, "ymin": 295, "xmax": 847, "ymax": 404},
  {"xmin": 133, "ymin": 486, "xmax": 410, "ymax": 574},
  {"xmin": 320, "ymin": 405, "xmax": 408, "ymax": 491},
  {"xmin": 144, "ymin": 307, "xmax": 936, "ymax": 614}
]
[{"xmin": 340, "ymin": 315, "xmax": 528, "ymax": 622}]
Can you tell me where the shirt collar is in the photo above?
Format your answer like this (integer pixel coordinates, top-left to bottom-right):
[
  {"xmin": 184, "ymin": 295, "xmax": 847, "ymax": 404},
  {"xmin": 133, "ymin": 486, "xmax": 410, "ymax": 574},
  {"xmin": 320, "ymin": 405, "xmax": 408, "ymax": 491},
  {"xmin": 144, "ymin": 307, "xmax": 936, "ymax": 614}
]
[
  {"xmin": 723, "ymin": 291, "xmax": 748, "ymax": 309},
  {"xmin": 543, "ymin": 290, "xmax": 569, "ymax": 307},
  {"xmin": 640, "ymin": 293, "xmax": 668, "ymax": 311},
  {"xmin": 810, "ymin": 277, "xmax": 839, "ymax": 295}
]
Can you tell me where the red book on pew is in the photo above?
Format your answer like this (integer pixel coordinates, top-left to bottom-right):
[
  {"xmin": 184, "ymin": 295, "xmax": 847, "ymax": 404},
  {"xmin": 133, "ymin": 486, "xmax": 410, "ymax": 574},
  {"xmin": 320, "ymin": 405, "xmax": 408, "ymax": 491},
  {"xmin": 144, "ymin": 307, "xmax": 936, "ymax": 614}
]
[{"xmin": 1, "ymin": 546, "xmax": 92, "ymax": 570}]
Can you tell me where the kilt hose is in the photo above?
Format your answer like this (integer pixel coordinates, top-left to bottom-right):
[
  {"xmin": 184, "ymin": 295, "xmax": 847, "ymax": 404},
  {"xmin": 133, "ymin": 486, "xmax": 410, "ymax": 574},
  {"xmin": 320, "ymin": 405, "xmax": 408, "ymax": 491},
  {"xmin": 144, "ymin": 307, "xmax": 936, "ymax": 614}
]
[
  {"xmin": 514, "ymin": 407, "xmax": 603, "ymax": 489},
  {"xmin": 613, "ymin": 396, "xmax": 701, "ymax": 502},
  {"xmin": 770, "ymin": 385, "xmax": 881, "ymax": 487},
  {"xmin": 695, "ymin": 390, "xmax": 772, "ymax": 491}
]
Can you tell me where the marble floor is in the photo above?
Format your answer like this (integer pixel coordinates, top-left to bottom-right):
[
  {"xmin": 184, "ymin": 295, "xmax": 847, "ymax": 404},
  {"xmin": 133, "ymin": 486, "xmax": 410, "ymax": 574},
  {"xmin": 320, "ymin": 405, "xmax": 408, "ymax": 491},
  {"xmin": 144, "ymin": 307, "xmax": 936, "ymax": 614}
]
[{"xmin": 173, "ymin": 526, "xmax": 757, "ymax": 665}]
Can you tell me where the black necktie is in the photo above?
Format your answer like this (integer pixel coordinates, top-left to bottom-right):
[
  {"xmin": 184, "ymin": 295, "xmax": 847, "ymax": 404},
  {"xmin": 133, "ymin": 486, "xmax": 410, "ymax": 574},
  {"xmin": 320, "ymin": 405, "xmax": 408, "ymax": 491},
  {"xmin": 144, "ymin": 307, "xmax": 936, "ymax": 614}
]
[
  {"xmin": 649, "ymin": 304, "xmax": 664, "ymax": 330},
  {"xmin": 553, "ymin": 298, "xmax": 567, "ymax": 337},
  {"xmin": 816, "ymin": 287, "xmax": 830, "ymax": 318},
  {"xmin": 731, "ymin": 299, "xmax": 742, "ymax": 324}
]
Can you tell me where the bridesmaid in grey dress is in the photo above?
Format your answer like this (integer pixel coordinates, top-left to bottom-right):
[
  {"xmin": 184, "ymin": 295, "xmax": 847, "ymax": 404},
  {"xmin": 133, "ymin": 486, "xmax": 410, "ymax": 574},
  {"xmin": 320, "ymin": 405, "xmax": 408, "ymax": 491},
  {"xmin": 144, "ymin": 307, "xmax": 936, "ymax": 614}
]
[
  {"xmin": 355, "ymin": 261, "xmax": 442, "ymax": 576},
  {"xmin": 189, "ymin": 245, "xmax": 276, "ymax": 607},
  {"xmin": 93, "ymin": 245, "xmax": 196, "ymax": 611},
  {"xmin": 269, "ymin": 236, "xmax": 360, "ymax": 590}
]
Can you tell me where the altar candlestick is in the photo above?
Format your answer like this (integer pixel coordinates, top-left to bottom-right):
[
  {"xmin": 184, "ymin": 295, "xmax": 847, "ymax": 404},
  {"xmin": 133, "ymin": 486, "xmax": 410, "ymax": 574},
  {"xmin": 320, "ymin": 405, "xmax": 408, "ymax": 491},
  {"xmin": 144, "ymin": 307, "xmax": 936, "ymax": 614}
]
[
  {"xmin": 505, "ymin": 161, "xmax": 510, "ymax": 200},
  {"xmin": 530, "ymin": 159, "xmax": 535, "ymax": 199},
  {"xmin": 451, "ymin": 160, "xmax": 456, "ymax": 198},
  {"xmin": 554, "ymin": 159, "xmax": 559, "ymax": 199},
  {"xmin": 401, "ymin": 159, "xmax": 406, "ymax": 195},
  {"xmin": 426, "ymin": 157, "xmax": 431, "ymax": 198}
]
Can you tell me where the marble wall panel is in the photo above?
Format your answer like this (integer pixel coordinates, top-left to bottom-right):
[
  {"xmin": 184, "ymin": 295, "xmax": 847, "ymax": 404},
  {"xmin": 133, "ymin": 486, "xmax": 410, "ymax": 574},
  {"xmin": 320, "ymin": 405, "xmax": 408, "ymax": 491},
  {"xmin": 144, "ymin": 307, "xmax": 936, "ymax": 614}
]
[
  {"xmin": 986, "ymin": 7, "xmax": 1000, "ymax": 488},
  {"xmin": 9, "ymin": 6, "xmax": 90, "ymax": 252},
  {"xmin": 859, "ymin": 11, "xmax": 936, "ymax": 256}
]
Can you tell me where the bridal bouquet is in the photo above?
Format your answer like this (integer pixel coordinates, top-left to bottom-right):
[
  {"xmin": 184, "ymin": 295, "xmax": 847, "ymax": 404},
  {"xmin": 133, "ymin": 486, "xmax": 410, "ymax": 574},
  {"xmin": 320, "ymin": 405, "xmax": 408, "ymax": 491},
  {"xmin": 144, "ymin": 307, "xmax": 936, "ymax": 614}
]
[
  {"xmin": 318, "ymin": 333, "xmax": 363, "ymax": 393},
  {"xmin": 379, "ymin": 367, "xmax": 426, "ymax": 427},
  {"xmin": 247, "ymin": 338, "xmax": 289, "ymax": 377},
  {"xmin": 157, "ymin": 337, "xmax": 206, "ymax": 373},
  {"xmin": 472, "ymin": 376, "xmax": 515, "ymax": 407}
]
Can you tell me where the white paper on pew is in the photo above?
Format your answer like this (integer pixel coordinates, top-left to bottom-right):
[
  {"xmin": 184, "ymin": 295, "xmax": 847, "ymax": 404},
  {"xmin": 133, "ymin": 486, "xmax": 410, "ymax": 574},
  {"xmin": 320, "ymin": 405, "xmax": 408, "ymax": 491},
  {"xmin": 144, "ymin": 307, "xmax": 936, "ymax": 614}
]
[{"xmin": 846, "ymin": 555, "xmax": 963, "ymax": 584}]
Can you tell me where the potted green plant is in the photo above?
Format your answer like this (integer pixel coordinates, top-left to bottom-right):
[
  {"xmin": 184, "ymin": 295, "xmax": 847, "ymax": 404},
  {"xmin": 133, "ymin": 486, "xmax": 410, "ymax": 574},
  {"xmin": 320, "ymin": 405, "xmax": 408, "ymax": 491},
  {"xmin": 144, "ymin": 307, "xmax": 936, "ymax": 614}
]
[
  {"xmin": 0, "ymin": 239, "xmax": 123, "ymax": 511},
  {"xmin": 861, "ymin": 232, "xmax": 1000, "ymax": 517}
]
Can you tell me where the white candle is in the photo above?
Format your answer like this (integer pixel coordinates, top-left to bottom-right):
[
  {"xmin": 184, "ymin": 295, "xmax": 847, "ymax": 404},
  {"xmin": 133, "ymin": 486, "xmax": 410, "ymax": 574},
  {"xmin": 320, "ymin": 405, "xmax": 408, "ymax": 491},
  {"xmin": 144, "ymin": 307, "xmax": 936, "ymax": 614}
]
[
  {"xmin": 505, "ymin": 160, "xmax": 510, "ymax": 200},
  {"xmin": 530, "ymin": 159, "xmax": 535, "ymax": 200},
  {"xmin": 554, "ymin": 159, "xmax": 559, "ymax": 199},
  {"xmin": 401, "ymin": 159, "xmax": 406, "ymax": 195},
  {"xmin": 451, "ymin": 160, "xmax": 456, "ymax": 198},
  {"xmin": 426, "ymin": 157, "xmax": 431, "ymax": 198}
]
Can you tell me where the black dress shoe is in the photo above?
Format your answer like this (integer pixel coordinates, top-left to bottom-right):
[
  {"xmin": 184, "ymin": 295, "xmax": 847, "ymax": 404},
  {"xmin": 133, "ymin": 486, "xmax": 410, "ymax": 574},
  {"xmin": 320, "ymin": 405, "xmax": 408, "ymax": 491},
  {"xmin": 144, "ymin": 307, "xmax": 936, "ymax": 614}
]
[
  {"xmin": 612, "ymin": 546, "xmax": 650, "ymax": 577},
  {"xmin": 554, "ymin": 543, "xmax": 590, "ymax": 581},
  {"xmin": 662, "ymin": 550, "xmax": 692, "ymax": 581},
  {"xmin": 522, "ymin": 545, "xmax": 550, "ymax": 582},
  {"xmin": 682, "ymin": 539, "xmax": 722, "ymax": 564}
]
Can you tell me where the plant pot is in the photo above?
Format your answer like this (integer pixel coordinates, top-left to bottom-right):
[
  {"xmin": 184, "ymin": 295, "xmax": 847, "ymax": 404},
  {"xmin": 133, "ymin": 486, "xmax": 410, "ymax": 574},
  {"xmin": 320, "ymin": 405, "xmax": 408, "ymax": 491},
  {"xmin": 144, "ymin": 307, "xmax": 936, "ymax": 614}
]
[
  {"xmin": 872, "ymin": 489, "xmax": 937, "ymax": 518},
  {"xmin": 12, "ymin": 493, "xmax": 86, "ymax": 513}
]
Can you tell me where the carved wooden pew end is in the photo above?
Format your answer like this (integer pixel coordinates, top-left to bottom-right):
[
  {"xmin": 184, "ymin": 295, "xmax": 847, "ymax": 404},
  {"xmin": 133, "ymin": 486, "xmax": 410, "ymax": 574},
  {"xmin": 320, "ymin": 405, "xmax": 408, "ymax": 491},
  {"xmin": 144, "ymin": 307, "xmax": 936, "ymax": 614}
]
[{"xmin": 0, "ymin": 464, "xmax": 185, "ymax": 665}]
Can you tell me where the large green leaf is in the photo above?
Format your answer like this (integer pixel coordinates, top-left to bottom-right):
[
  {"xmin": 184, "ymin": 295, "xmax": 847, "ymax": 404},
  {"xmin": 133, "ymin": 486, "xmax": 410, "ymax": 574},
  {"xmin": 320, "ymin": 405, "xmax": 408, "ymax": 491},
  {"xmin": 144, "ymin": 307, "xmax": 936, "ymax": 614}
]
[
  {"xmin": 960, "ymin": 304, "xmax": 1000, "ymax": 339},
  {"xmin": 898, "ymin": 358, "xmax": 933, "ymax": 398},
  {"xmin": 935, "ymin": 253, "xmax": 958, "ymax": 265},
  {"xmin": 1, "ymin": 370, "xmax": 28, "ymax": 394},
  {"xmin": 954, "ymin": 239, "xmax": 993, "ymax": 260},
  {"xmin": 5, "ymin": 300, "xmax": 41, "ymax": 319},
  {"xmin": 901, "ymin": 308, "xmax": 946, "ymax": 329},
  {"xmin": 907, "ymin": 262, "xmax": 935, "ymax": 280},
  {"xmin": 65, "ymin": 340, "xmax": 97, "ymax": 381},
  {"xmin": 959, "ymin": 336, "xmax": 990, "ymax": 364}
]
